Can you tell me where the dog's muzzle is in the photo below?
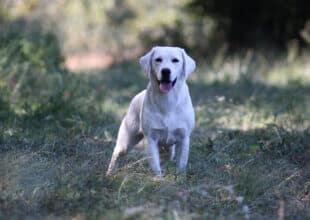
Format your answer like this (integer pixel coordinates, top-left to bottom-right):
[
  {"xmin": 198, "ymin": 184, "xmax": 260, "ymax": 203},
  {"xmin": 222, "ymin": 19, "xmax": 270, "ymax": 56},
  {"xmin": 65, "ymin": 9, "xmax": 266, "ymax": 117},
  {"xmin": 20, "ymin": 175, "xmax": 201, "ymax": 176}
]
[{"xmin": 157, "ymin": 78, "xmax": 177, "ymax": 93}]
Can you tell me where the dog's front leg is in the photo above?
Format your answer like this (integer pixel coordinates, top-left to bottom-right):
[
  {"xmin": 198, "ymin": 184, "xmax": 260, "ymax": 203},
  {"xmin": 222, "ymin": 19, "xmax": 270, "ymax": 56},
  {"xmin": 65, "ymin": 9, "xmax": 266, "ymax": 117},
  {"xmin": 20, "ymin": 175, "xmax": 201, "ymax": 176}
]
[
  {"xmin": 176, "ymin": 136, "xmax": 190, "ymax": 174},
  {"xmin": 147, "ymin": 139, "xmax": 162, "ymax": 176}
]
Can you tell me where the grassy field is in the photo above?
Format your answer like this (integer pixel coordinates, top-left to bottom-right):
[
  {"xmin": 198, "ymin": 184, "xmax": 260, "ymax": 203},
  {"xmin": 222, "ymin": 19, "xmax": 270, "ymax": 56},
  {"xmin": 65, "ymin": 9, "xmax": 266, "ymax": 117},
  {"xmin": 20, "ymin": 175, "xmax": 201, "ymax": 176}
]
[{"xmin": 0, "ymin": 32, "xmax": 310, "ymax": 219}]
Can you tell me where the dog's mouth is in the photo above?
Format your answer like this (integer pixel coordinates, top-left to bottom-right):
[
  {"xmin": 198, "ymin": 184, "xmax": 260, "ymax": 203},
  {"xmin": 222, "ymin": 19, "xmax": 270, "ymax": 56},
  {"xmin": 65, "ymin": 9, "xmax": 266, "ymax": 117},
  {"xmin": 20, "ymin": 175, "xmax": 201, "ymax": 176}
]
[{"xmin": 157, "ymin": 78, "xmax": 177, "ymax": 93}]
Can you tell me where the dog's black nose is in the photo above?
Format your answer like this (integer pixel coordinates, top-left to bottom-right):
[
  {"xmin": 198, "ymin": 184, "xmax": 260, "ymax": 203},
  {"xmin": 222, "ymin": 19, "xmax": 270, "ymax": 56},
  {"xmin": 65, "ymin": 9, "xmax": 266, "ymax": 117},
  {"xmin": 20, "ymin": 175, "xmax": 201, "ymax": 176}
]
[{"xmin": 161, "ymin": 68, "xmax": 171, "ymax": 80}]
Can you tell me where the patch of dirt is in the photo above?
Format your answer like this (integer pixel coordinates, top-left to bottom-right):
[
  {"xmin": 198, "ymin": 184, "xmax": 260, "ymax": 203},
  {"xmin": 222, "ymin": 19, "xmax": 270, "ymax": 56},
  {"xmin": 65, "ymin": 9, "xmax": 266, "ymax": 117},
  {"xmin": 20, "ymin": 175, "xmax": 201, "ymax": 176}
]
[
  {"xmin": 65, "ymin": 52, "xmax": 114, "ymax": 72},
  {"xmin": 65, "ymin": 48, "xmax": 142, "ymax": 72}
]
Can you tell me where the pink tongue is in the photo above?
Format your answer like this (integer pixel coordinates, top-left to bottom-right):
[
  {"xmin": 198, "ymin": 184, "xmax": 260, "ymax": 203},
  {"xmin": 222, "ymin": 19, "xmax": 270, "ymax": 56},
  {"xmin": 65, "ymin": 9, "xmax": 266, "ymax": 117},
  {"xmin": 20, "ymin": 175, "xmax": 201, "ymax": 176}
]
[{"xmin": 159, "ymin": 82, "xmax": 173, "ymax": 93}]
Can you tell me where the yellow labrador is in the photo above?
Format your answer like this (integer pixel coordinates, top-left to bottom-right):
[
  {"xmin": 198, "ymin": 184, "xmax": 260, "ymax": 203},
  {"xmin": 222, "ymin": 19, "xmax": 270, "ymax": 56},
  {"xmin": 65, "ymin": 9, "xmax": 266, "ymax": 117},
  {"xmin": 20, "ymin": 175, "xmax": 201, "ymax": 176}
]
[{"xmin": 106, "ymin": 46, "xmax": 196, "ymax": 176}]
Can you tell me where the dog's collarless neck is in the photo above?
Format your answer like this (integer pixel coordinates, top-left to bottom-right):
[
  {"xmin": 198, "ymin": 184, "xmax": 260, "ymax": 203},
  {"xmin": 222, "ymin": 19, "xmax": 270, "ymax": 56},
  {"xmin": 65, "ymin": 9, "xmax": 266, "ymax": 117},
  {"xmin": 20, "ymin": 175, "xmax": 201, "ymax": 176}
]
[{"xmin": 147, "ymin": 83, "xmax": 186, "ymax": 113}]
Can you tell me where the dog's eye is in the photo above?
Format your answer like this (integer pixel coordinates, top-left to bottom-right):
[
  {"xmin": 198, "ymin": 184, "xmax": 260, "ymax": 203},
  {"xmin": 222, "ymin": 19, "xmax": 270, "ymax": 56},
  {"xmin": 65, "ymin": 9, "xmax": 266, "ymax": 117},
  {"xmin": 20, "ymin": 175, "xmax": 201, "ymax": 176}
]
[
  {"xmin": 155, "ymin": 58, "xmax": 162, "ymax": 63},
  {"xmin": 172, "ymin": 58, "xmax": 179, "ymax": 63}
]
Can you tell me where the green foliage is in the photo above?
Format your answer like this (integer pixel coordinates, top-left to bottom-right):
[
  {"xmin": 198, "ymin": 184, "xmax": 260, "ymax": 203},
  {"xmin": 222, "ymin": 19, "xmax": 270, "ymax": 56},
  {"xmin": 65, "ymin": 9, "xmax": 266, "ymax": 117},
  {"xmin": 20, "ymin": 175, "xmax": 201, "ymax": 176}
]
[
  {"xmin": 0, "ymin": 22, "xmax": 63, "ymax": 70},
  {"xmin": 0, "ymin": 22, "xmax": 65, "ymax": 115},
  {"xmin": 2, "ymin": 0, "xmax": 310, "ymax": 56}
]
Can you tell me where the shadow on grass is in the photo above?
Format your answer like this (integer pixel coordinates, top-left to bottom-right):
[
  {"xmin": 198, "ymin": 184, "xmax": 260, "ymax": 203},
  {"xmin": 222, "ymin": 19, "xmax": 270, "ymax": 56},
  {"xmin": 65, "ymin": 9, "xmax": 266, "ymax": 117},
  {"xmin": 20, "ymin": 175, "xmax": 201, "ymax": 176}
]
[
  {"xmin": 84, "ymin": 61, "xmax": 147, "ymax": 104},
  {"xmin": 189, "ymin": 124, "xmax": 309, "ymax": 218},
  {"xmin": 189, "ymin": 75, "xmax": 310, "ymax": 113},
  {"xmin": 2, "ymin": 125, "xmax": 308, "ymax": 219}
]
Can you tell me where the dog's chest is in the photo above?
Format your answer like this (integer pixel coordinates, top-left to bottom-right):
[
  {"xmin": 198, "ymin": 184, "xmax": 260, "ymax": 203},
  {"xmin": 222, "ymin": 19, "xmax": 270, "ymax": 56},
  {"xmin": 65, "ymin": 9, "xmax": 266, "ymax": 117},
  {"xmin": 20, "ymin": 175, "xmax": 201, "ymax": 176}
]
[
  {"xmin": 141, "ymin": 91, "xmax": 194, "ymax": 145},
  {"xmin": 150, "ymin": 127, "xmax": 185, "ymax": 146}
]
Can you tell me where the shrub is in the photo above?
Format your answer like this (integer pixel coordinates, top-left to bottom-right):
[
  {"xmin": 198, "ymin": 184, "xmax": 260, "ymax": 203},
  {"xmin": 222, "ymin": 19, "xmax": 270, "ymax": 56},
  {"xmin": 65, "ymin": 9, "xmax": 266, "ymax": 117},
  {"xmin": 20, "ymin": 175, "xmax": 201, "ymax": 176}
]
[{"xmin": 0, "ymin": 20, "xmax": 66, "ymax": 115}]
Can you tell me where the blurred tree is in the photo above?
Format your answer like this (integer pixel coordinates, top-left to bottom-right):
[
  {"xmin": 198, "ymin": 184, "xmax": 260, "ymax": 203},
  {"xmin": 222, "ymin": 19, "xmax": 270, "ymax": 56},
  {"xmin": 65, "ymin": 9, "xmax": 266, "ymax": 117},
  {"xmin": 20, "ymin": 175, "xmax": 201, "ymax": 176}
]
[
  {"xmin": 187, "ymin": 0, "xmax": 310, "ymax": 49},
  {"xmin": 0, "ymin": 16, "xmax": 65, "ymax": 112},
  {"xmin": 105, "ymin": 0, "xmax": 136, "ymax": 25}
]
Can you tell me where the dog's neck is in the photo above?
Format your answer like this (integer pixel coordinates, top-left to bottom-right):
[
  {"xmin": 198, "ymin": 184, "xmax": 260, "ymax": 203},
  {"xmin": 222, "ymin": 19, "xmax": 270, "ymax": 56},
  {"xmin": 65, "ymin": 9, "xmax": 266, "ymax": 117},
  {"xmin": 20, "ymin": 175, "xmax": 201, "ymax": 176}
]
[{"xmin": 147, "ymin": 80, "xmax": 187, "ymax": 114}]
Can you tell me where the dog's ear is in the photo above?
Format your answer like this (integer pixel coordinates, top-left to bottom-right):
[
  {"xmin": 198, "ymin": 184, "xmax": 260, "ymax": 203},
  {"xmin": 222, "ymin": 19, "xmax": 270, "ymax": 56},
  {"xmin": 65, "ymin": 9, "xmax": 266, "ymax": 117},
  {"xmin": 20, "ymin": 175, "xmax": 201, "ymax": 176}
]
[
  {"xmin": 181, "ymin": 49, "xmax": 196, "ymax": 79},
  {"xmin": 139, "ymin": 47, "xmax": 155, "ymax": 77}
]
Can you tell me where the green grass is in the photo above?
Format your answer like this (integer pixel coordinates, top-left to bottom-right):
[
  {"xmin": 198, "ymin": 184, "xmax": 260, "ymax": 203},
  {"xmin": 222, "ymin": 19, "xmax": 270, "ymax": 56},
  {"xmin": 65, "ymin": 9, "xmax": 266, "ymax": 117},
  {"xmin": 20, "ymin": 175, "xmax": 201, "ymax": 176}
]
[{"xmin": 0, "ymin": 33, "xmax": 309, "ymax": 219}]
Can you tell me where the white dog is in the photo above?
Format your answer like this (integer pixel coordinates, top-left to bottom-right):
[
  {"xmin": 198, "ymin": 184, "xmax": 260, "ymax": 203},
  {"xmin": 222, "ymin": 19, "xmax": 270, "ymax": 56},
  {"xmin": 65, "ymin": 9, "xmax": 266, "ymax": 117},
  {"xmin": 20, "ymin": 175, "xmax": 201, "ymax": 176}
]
[{"xmin": 106, "ymin": 46, "xmax": 196, "ymax": 176}]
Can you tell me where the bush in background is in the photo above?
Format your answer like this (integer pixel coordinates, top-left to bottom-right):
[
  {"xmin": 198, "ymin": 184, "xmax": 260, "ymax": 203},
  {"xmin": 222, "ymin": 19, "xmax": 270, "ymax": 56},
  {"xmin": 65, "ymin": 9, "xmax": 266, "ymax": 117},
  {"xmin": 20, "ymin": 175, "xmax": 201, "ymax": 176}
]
[{"xmin": 0, "ymin": 18, "xmax": 66, "ymax": 116}]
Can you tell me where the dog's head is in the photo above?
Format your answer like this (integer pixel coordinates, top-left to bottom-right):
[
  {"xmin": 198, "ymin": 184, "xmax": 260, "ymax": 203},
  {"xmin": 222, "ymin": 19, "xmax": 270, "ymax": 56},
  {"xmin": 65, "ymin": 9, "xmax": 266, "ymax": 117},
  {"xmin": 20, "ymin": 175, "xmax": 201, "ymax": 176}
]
[{"xmin": 140, "ymin": 46, "xmax": 196, "ymax": 94}]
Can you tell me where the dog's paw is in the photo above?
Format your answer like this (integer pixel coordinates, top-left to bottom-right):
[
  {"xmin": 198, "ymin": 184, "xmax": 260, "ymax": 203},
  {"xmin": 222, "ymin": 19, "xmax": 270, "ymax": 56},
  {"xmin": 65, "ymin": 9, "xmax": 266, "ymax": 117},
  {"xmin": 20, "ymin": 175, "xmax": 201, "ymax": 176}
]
[
  {"xmin": 152, "ymin": 175, "xmax": 164, "ymax": 182},
  {"xmin": 105, "ymin": 169, "xmax": 114, "ymax": 177}
]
